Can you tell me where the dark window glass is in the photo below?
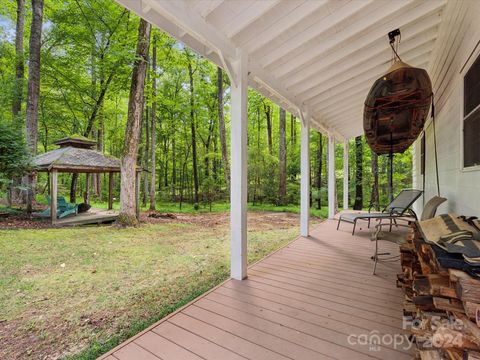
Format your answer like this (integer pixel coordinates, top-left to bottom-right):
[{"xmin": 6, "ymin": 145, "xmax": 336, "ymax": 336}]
[
  {"xmin": 464, "ymin": 108, "xmax": 480, "ymax": 168},
  {"xmin": 465, "ymin": 55, "xmax": 480, "ymax": 116}
]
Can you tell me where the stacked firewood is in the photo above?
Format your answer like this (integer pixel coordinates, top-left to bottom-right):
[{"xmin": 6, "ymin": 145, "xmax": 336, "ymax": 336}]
[{"xmin": 397, "ymin": 225, "xmax": 480, "ymax": 359}]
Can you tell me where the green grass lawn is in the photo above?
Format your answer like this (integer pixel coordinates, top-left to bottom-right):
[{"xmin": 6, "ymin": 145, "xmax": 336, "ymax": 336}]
[{"xmin": 0, "ymin": 211, "xmax": 319, "ymax": 359}]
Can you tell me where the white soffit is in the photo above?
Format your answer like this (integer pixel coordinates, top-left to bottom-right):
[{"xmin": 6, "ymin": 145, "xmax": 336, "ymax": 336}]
[{"xmin": 115, "ymin": 0, "xmax": 447, "ymax": 140}]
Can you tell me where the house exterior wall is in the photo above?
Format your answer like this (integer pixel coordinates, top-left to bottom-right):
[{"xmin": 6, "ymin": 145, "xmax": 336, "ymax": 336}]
[{"xmin": 413, "ymin": 0, "xmax": 480, "ymax": 217}]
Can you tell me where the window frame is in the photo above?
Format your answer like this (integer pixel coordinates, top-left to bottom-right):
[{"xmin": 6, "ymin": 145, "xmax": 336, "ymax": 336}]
[{"xmin": 461, "ymin": 45, "xmax": 480, "ymax": 172}]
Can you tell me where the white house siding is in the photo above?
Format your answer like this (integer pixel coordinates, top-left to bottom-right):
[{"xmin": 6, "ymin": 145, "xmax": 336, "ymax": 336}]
[{"xmin": 413, "ymin": 0, "xmax": 480, "ymax": 217}]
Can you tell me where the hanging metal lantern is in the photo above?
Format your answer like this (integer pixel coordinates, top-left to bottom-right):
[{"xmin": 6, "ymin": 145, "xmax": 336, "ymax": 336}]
[{"xmin": 363, "ymin": 35, "xmax": 433, "ymax": 155}]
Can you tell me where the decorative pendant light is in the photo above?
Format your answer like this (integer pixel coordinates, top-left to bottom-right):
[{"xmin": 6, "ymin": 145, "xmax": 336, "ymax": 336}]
[{"xmin": 363, "ymin": 29, "xmax": 433, "ymax": 155}]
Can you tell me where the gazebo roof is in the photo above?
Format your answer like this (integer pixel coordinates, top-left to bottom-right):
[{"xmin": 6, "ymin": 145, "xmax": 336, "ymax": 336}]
[
  {"xmin": 54, "ymin": 134, "xmax": 97, "ymax": 149},
  {"xmin": 34, "ymin": 146, "xmax": 121, "ymax": 173}
]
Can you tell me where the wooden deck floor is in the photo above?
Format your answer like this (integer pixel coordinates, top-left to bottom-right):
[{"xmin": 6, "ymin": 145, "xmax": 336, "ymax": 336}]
[
  {"xmin": 99, "ymin": 218, "xmax": 411, "ymax": 360},
  {"xmin": 56, "ymin": 209, "xmax": 118, "ymax": 226}
]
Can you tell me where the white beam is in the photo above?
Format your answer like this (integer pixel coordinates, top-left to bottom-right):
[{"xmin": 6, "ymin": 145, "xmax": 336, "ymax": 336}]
[
  {"xmin": 297, "ymin": 36, "xmax": 437, "ymax": 101},
  {"xmin": 223, "ymin": 0, "xmax": 281, "ymax": 39},
  {"xmin": 259, "ymin": 0, "xmax": 376, "ymax": 68},
  {"xmin": 281, "ymin": 9, "xmax": 442, "ymax": 86},
  {"xmin": 230, "ymin": 51, "xmax": 248, "ymax": 281},
  {"xmin": 269, "ymin": 0, "xmax": 444, "ymax": 77},
  {"xmin": 343, "ymin": 141, "xmax": 349, "ymax": 210},
  {"xmin": 300, "ymin": 113, "xmax": 310, "ymax": 237},
  {"xmin": 307, "ymin": 51, "xmax": 433, "ymax": 109},
  {"xmin": 328, "ymin": 136, "xmax": 336, "ymax": 220},
  {"xmin": 235, "ymin": 0, "xmax": 321, "ymax": 48}
]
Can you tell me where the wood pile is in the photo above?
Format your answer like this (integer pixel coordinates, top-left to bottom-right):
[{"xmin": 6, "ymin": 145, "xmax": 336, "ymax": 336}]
[{"xmin": 397, "ymin": 224, "xmax": 480, "ymax": 359}]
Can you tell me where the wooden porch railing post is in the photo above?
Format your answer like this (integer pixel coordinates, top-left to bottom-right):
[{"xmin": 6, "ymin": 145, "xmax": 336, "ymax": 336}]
[
  {"xmin": 300, "ymin": 115, "xmax": 310, "ymax": 237},
  {"xmin": 328, "ymin": 135, "xmax": 336, "ymax": 219},
  {"xmin": 230, "ymin": 51, "xmax": 248, "ymax": 281},
  {"xmin": 343, "ymin": 141, "xmax": 349, "ymax": 210}
]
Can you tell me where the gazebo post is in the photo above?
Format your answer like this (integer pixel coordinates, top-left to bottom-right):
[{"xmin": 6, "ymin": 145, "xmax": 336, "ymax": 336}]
[
  {"xmin": 108, "ymin": 172, "xmax": 113, "ymax": 210},
  {"xmin": 51, "ymin": 169, "xmax": 58, "ymax": 225},
  {"xmin": 135, "ymin": 171, "xmax": 140, "ymax": 220},
  {"xmin": 84, "ymin": 173, "xmax": 90, "ymax": 204}
]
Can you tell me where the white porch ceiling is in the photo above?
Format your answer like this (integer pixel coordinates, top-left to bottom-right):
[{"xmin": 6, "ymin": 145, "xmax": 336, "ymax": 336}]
[{"xmin": 116, "ymin": 0, "xmax": 447, "ymax": 141}]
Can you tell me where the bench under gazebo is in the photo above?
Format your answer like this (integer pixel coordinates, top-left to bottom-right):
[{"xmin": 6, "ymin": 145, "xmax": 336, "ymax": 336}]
[{"xmin": 33, "ymin": 135, "xmax": 140, "ymax": 225}]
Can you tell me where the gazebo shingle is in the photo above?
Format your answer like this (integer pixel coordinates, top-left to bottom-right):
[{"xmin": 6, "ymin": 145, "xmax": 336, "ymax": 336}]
[{"xmin": 34, "ymin": 146, "xmax": 121, "ymax": 173}]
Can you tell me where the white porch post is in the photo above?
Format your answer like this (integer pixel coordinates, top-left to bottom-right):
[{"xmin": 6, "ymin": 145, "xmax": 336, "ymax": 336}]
[
  {"xmin": 328, "ymin": 135, "xmax": 336, "ymax": 219},
  {"xmin": 343, "ymin": 141, "xmax": 349, "ymax": 210},
  {"xmin": 300, "ymin": 115, "xmax": 310, "ymax": 237},
  {"xmin": 230, "ymin": 51, "xmax": 248, "ymax": 280}
]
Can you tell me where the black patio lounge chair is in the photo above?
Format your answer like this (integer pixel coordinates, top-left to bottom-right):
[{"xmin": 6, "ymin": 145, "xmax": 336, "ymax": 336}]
[
  {"xmin": 371, "ymin": 195, "xmax": 447, "ymax": 274},
  {"xmin": 337, "ymin": 189, "xmax": 423, "ymax": 235}
]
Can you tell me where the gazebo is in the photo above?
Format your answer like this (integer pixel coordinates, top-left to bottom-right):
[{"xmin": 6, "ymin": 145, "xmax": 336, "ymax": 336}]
[{"xmin": 33, "ymin": 135, "xmax": 140, "ymax": 225}]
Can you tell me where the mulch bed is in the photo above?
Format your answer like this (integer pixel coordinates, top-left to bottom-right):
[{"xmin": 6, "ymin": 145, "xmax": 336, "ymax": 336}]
[{"xmin": 0, "ymin": 213, "xmax": 51, "ymax": 229}]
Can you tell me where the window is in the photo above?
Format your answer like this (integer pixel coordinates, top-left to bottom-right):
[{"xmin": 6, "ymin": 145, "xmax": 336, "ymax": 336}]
[{"xmin": 464, "ymin": 54, "xmax": 480, "ymax": 168}]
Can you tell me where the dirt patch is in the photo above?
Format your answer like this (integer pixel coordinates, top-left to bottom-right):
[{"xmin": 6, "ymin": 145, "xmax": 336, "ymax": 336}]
[
  {"xmin": 143, "ymin": 210, "xmax": 303, "ymax": 231},
  {"xmin": 0, "ymin": 213, "xmax": 51, "ymax": 229}
]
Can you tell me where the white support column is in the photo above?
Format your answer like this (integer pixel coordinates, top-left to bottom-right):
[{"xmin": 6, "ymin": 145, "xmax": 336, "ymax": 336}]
[
  {"xmin": 300, "ymin": 115, "xmax": 310, "ymax": 237},
  {"xmin": 343, "ymin": 140, "xmax": 349, "ymax": 210},
  {"xmin": 230, "ymin": 51, "xmax": 248, "ymax": 280},
  {"xmin": 328, "ymin": 135, "xmax": 336, "ymax": 219}
]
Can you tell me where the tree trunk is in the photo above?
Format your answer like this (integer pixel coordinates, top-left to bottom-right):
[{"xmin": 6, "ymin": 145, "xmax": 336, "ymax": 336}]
[
  {"xmin": 142, "ymin": 105, "xmax": 149, "ymax": 207},
  {"xmin": 10, "ymin": 0, "xmax": 26, "ymax": 206},
  {"xmin": 149, "ymin": 36, "xmax": 157, "ymax": 210},
  {"xmin": 217, "ymin": 67, "xmax": 229, "ymax": 188},
  {"xmin": 290, "ymin": 114, "xmax": 296, "ymax": 146},
  {"xmin": 171, "ymin": 137, "xmax": 176, "ymax": 201},
  {"xmin": 187, "ymin": 55, "xmax": 199, "ymax": 206},
  {"xmin": 95, "ymin": 121, "xmax": 104, "ymax": 198},
  {"xmin": 278, "ymin": 107, "xmax": 287, "ymax": 205},
  {"xmin": 353, "ymin": 136, "xmax": 363, "ymax": 210},
  {"xmin": 316, "ymin": 132, "xmax": 323, "ymax": 209},
  {"xmin": 24, "ymin": 0, "xmax": 44, "ymax": 213},
  {"xmin": 370, "ymin": 150, "xmax": 380, "ymax": 211},
  {"xmin": 12, "ymin": 0, "xmax": 25, "ymax": 119},
  {"xmin": 264, "ymin": 103, "xmax": 273, "ymax": 155},
  {"xmin": 118, "ymin": 18, "xmax": 151, "ymax": 226}
]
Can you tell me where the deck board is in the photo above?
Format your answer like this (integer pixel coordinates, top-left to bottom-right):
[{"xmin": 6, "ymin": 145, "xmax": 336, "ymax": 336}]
[
  {"xmin": 100, "ymin": 219, "xmax": 412, "ymax": 360},
  {"xmin": 56, "ymin": 209, "xmax": 118, "ymax": 226}
]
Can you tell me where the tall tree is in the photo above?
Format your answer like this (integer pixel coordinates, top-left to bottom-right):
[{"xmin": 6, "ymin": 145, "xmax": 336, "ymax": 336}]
[
  {"xmin": 186, "ymin": 51, "xmax": 199, "ymax": 206},
  {"xmin": 264, "ymin": 102, "xmax": 273, "ymax": 155},
  {"xmin": 12, "ymin": 0, "xmax": 25, "ymax": 119},
  {"xmin": 290, "ymin": 114, "xmax": 296, "ymax": 146},
  {"xmin": 24, "ymin": 0, "xmax": 44, "ymax": 212},
  {"xmin": 278, "ymin": 107, "xmax": 287, "ymax": 205},
  {"xmin": 217, "ymin": 67, "xmax": 229, "ymax": 188},
  {"xmin": 149, "ymin": 35, "xmax": 157, "ymax": 210},
  {"xmin": 142, "ymin": 105, "xmax": 149, "ymax": 207},
  {"xmin": 353, "ymin": 136, "xmax": 363, "ymax": 210},
  {"xmin": 370, "ymin": 150, "xmax": 380, "ymax": 211},
  {"xmin": 118, "ymin": 18, "xmax": 151, "ymax": 225},
  {"xmin": 316, "ymin": 132, "xmax": 323, "ymax": 209}
]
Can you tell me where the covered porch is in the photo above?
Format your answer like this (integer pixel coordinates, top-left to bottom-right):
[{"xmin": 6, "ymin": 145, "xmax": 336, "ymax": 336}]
[
  {"xmin": 100, "ymin": 219, "xmax": 410, "ymax": 360},
  {"xmin": 102, "ymin": 0, "xmax": 479, "ymax": 358},
  {"xmin": 113, "ymin": 0, "xmax": 457, "ymax": 281}
]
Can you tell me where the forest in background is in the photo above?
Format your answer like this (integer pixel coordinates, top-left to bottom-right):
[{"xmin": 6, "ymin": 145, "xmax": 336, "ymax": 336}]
[{"xmin": 0, "ymin": 0, "xmax": 413, "ymax": 216}]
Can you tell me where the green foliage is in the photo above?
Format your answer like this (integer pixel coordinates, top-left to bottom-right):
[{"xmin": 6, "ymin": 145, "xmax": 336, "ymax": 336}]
[
  {"xmin": 0, "ymin": 0, "xmax": 412, "ymax": 212},
  {"xmin": 0, "ymin": 121, "xmax": 32, "ymax": 184}
]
